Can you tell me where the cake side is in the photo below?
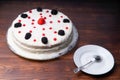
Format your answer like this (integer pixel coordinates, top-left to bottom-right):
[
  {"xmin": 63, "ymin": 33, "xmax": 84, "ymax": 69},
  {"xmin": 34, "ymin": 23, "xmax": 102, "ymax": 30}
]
[{"xmin": 11, "ymin": 28, "xmax": 73, "ymax": 53}]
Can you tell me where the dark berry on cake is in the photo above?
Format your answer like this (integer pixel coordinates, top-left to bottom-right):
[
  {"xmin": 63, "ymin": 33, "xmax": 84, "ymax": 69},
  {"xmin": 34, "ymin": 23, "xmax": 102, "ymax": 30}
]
[
  {"xmin": 41, "ymin": 37, "xmax": 48, "ymax": 44},
  {"xmin": 63, "ymin": 19, "xmax": 70, "ymax": 23},
  {"xmin": 25, "ymin": 33, "xmax": 32, "ymax": 40},
  {"xmin": 14, "ymin": 23, "xmax": 22, "ymax": 28},
  {"xmin": 58, "ymin": 30, "xmax": 65, "ymax": 36},
  {"xmin": 21, "ymin": 14, "xmax": 28, "ymax": 18},
  {"xmin": 37, "ymin": 7, "xmax": 42, "ymax": 12},
  {"xmin": 51, "ymin": 9, "xmax": 58, "ymax": 15}
]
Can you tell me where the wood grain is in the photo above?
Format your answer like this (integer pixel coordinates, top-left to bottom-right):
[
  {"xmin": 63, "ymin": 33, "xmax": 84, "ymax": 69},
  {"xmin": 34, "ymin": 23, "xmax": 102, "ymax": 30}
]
[{"xmin": 0, "ymin": 0, "xmax": 120, "ymax": 80}]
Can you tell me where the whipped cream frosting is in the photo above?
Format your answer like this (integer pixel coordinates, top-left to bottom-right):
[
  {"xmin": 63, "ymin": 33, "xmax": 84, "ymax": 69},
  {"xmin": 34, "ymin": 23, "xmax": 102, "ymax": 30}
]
[{"xmin": 11, "ymin": 8, "xmax": 73, "ymax": 47}]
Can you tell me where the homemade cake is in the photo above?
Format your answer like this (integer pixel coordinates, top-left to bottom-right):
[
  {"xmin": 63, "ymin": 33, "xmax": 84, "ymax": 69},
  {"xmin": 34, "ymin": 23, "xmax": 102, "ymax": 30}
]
[{"xmin": 7, "ymin": 8, "xmax": 78, "ymax": 60}]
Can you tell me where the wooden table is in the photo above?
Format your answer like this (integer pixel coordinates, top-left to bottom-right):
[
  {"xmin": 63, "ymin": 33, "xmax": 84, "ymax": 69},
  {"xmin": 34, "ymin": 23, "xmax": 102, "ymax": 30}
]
[{"xmin": 0, "ymin": 0, "xmax": 120, "ymax": 80}]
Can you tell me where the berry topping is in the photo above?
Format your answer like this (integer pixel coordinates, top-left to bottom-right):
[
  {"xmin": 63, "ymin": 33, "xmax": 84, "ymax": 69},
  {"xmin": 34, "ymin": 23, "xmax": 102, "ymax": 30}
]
[
  {"xmin": 33, "ymin": 26, "xmax": 36, "ymax": 28},
  {"xmin": 32, "ymin": 19, "xmax": 35, "ymax": 21},
  {"xmin": 21, "ymin": 14, "xmax": 28, "ymax": 18},
  {"xmin": 46, "ymin": 10, "xmax": 49, "ymax": 13},
  {"xmin": 14, "ymin": 23, "xmax": 22, "ymax": 28},
  {"xmin": 25, "ymin": 33, "xmax": 31, "ymax": 40},
  {"xmin": 31, "ymin": 22, "xmax": 34, "ymax": 25},
  {"xmin": 49, "ymin": 15, "xmax": 52, "ymax": 17},
  {"xmin": 40, "ymin": 13, "xmax": 42, "ymax": 15},
  {"xmin": 63, "ymin": 19, "xmax": 70, "ymax": 23},
  {"xmin": 29, "ymin": 10, "xmax": 32, "ymax": 13},
  {"xmin": 38, "ymin": 18, "xmax": 45, "ymax": 25},
  {"xmin": 50, "ymin": 21, "xmax": 53, "ymax": 23},
  {"xmin": 60, "ymin": 16, "xmax": 63, "ymax": 18},
  {"xmin": 66, "ymin": 27, "xmax": 69, "ymax": 30},
  {"xmin": 58, "ymin": 20, "xmax": 60, "ymax": 23},
  {"xmin": 51, "ymin": 9, "xmax": 58, "ymax": 15},
  {"xmin": 33, "ymin": 39, "xmax": 36, "ymax": 42},
  {"xmin": 49, "ymin": 27, "xmax": 52, "ymax": 30},
  {"xmin": 54, "ymin": 31, "xmax": 57, "ymax": 34},
  {"xmin": 42, "ymin": 28, "xmax": 45, "ymax": 30},
  {"xmin": 18, "ymin": 31, "xmax": 21, "ymax": 33},
  {"xmin": 58, "ymin": 30, "xmax": 65, "ymax": 36},
  {"xmin": 53, "ymin": 38, "xmax": 57, "ymax": 41},
  {"xmin": 42, "ymin": 33, "xmax": 45, "ymax": 36},
  {"xmin": 18, "ymin": 20, "xmax": 21, "ymax": 22},
  {"xmin": 44, "ymin": 17, "xmax": 46, "ymax": 19},
  {"xmin": 23, "ymin": 24, "xmax": 26, "ymax": 27},
  {"xmin": 41, "ymin": 37, "xmax": 48, "ymax": 44},
  {"xmin": 29, "ymin": 30, "xmax": 32, "ymax": 33},
  {"xmin": 37, "ymin": 7, "xmax": 42, "ymax": 12},
  {"xmin": 28, "ymin": 16, "xmax": 31, "ymax": 19}
]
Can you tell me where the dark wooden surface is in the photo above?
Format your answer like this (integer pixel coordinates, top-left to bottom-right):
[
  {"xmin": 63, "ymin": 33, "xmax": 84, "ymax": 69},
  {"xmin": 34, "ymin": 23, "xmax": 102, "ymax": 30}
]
[{"xmin": 0, "ymin": 0, "xmax": 120, "ymax": 80}]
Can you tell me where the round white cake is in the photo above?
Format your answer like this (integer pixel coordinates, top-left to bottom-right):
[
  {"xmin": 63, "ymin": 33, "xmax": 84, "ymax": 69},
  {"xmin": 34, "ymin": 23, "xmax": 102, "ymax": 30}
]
[{"xmin": 7, "ymin": 7, "xmax": 78, "ymax": 60}]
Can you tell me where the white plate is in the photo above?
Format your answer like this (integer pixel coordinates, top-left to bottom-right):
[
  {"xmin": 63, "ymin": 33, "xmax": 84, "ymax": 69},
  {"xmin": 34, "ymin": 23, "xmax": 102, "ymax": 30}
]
[
  {"xmin": 73, "ymin": 45, "xmax": 114, "ymax": 75},
  {"xmin": 7, "ymin": 25, "xmax": 78, "ymax": 60}
]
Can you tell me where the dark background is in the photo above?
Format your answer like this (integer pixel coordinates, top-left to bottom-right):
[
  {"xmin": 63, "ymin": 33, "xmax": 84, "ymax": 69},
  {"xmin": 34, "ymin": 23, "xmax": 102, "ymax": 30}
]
[{"xmin": 0, "ymin": 0, "xmax": 120, "ymax": 80}]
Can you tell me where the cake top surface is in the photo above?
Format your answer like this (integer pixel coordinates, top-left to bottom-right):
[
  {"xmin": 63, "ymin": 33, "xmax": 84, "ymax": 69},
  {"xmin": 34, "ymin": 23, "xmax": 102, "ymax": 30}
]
[{"xmin": 11, "ymin": 8, "xmax": 73, "ymax": 47}]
